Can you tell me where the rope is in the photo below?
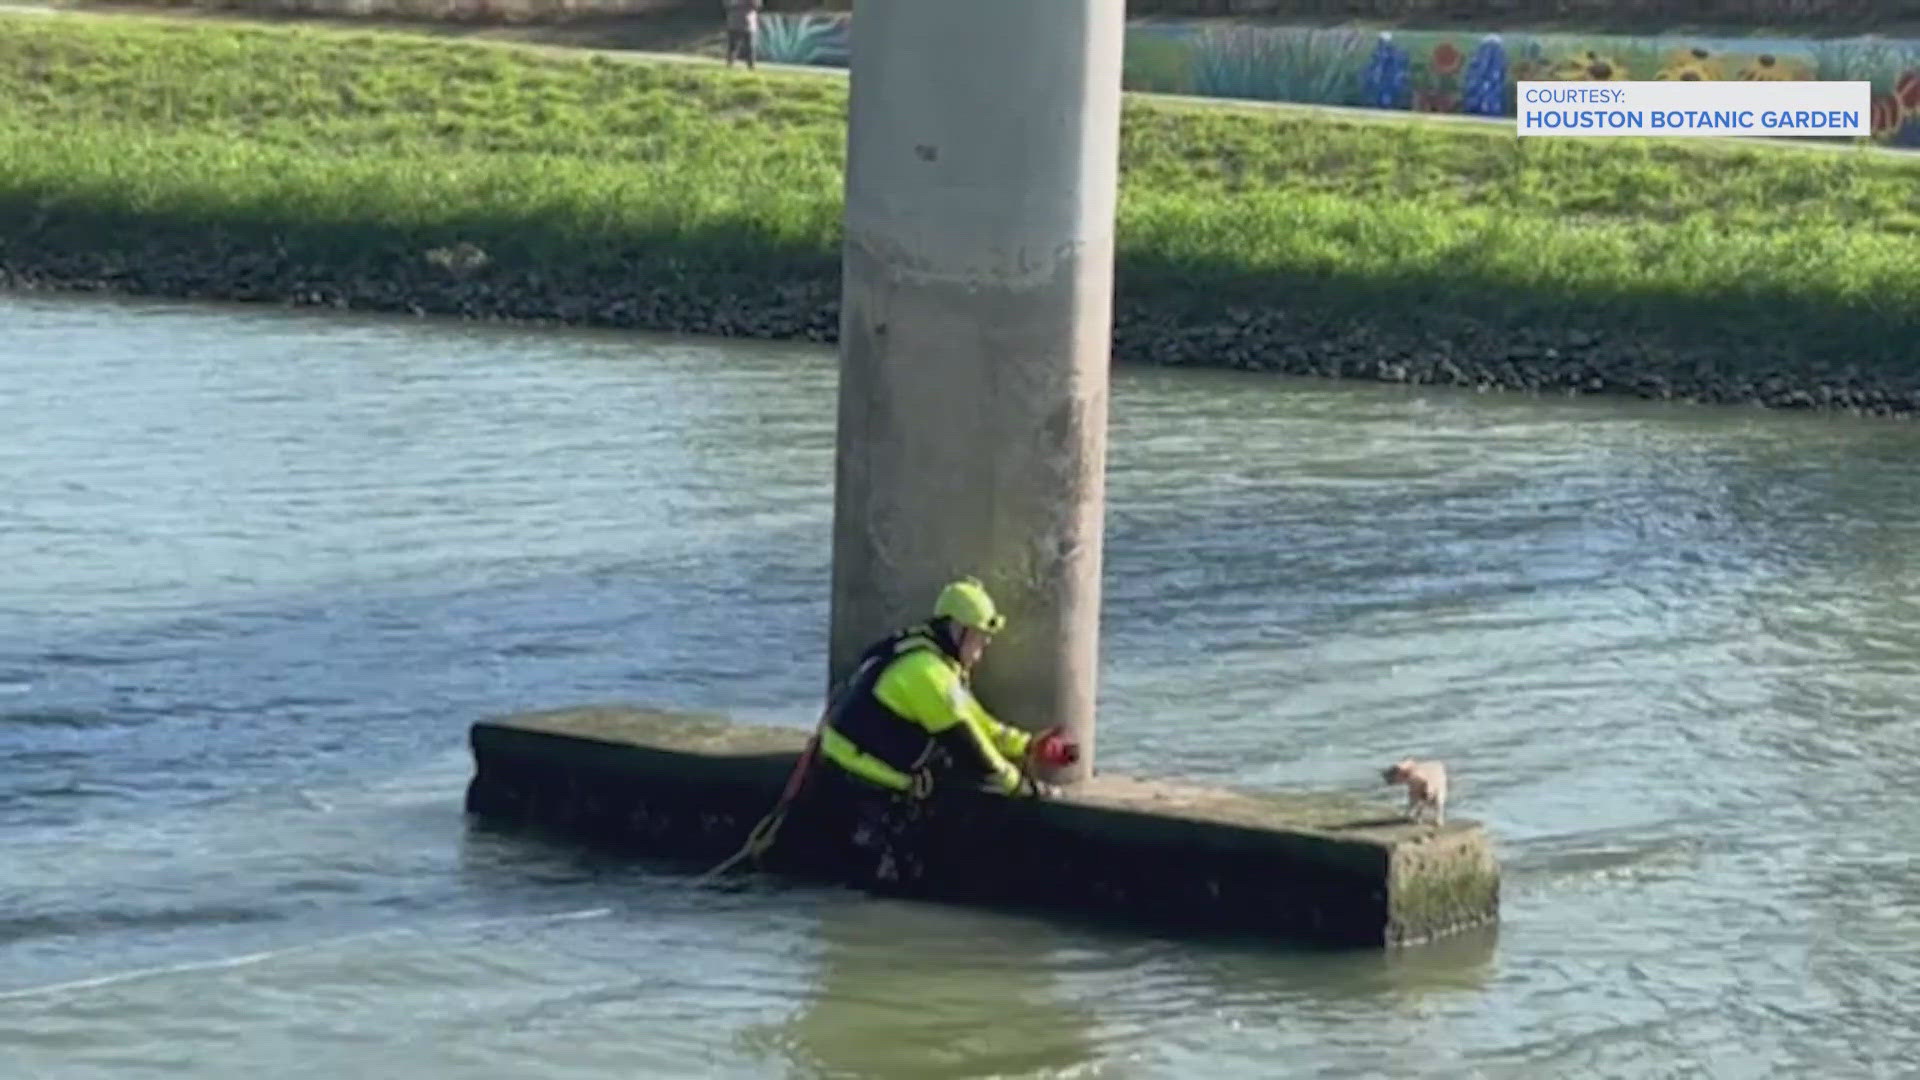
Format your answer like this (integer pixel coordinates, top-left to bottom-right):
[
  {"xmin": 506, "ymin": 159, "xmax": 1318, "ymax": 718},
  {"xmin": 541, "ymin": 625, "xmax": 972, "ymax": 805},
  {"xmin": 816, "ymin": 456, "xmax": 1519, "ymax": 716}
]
[
  {"xmin": 694, "ymin": 714, "xmax": 1059, "ymax": 885},
  {"xmin": 693, "ymin": 801, "xmax": 791, "ymax": 884},
  {"xmin": 694, "ymin": 728, "xmax": 821, "ymax": 885}
]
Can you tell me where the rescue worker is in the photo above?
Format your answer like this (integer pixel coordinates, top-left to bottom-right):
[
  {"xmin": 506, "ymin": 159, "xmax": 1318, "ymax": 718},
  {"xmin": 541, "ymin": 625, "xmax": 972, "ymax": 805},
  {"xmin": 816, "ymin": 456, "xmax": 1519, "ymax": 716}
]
[{"xmin": 805, "ymin": 576, "xmax": 1079, "ymax": 892}]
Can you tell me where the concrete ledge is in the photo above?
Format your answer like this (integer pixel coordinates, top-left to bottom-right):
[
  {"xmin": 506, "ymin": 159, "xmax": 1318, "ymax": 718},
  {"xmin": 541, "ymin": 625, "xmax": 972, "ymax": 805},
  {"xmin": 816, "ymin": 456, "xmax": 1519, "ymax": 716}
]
[{"xmin": 464, "ymin": 706, "xmax": 1500, "ymax": 948}]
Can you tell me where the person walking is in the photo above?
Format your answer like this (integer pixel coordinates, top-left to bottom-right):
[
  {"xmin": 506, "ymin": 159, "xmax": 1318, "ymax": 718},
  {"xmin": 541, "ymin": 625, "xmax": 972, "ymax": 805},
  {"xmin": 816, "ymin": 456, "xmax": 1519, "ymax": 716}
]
[{"xmin": 723, "ymin": 0, "xmax": 761, "ymax": 70}]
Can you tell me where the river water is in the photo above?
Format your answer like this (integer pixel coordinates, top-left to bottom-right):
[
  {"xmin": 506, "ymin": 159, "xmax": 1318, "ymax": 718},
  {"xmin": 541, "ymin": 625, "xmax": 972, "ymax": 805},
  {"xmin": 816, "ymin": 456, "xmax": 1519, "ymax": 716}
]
[{"xmin": 2, "ymin": 291, "xmax": 1917, "ymax": 1078}]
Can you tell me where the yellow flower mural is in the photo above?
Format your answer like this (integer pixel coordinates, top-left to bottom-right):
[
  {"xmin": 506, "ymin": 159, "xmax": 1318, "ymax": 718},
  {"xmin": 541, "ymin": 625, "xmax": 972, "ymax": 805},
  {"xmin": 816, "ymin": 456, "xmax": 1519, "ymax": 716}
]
[
  {"xmin": 1552, "ymin": 50, "xmax": 1629, "ymax": 81},
  {"xmin": 1657, "ymin": 47, "xmax": 1723, "ymax": 81},
  {"xmin": 1735, "ymin": 53, "xmax": 1811, "ymax": 81}
]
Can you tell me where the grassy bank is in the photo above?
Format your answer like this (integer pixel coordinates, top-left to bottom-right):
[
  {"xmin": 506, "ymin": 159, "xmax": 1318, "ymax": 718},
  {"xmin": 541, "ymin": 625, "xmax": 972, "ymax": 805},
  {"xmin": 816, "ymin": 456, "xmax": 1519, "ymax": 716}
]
[{"xmin": 3, "ymin": 14, "xmax": 1918, "ymax": 407}]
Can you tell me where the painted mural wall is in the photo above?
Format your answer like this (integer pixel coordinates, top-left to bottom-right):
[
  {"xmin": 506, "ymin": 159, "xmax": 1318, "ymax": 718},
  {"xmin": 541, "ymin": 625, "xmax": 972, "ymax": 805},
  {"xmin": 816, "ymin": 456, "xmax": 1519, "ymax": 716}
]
[{"xmin": 754, "ymin": 14, "xmax": 1920, "ymax": 150}]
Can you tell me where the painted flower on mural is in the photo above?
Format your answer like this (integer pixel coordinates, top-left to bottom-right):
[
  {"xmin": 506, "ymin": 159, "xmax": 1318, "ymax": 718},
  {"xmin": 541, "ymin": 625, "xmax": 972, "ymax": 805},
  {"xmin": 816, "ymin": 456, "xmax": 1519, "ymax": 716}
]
[
  {"xmin": 1459, "ymin": 35, "xmax": 1509, "ymax": 115},
  {"xmin": 1553, "ymin": 51, "xmax": 1630, "ymax": 81},
  {"xmin": 1896, "ymin": 70, "xmax": 1920, "ymax": 113},
  {"xmin": 1404, "ymin": 38, "xmax": 1469, "ymax": 114},
  {"xmin": 1736, "ymin": 53, "xmax": 1810, "ymax": 80},
  {"xmin": 1362, "ymin": 32, "xmax": 1413, "ymax": 109},
  {"xmin": 752, "ymin": 13, "xmax": 850, "ymax": 66},
  {"xmin": 1870, "ymin": 94, "xmax": 1904, "ymax": 140},
  {"xmin": 1657, "ymin": 46, "xmax": 1723, "ymax": 81}
]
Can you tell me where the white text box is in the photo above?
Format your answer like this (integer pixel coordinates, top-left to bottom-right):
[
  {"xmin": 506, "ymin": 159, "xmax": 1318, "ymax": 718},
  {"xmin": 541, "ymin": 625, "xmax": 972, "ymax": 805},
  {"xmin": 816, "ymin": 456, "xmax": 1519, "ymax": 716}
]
[{"xmin": 1516, "ymin": 81, "xmax": 1870, "ymax": 138}]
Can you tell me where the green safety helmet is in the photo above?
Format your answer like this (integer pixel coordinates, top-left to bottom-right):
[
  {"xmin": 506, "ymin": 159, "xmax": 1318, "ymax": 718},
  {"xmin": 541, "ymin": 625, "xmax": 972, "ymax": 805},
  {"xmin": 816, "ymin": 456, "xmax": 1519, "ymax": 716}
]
[{"xmin": 934, "ymin": 576, "xmax": 1006, "ymax": 635}]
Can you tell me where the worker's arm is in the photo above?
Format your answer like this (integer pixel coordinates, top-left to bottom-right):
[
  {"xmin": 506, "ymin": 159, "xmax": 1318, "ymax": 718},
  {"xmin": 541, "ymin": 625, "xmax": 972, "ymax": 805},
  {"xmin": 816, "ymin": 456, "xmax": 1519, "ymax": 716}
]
[
  {"xmin": 951, "ymin": 675, "xmax": 1032, "ymax": 763},
  {"xmin": 875, "ymin": 652, "xmax": 1031, "ymax": 794}
]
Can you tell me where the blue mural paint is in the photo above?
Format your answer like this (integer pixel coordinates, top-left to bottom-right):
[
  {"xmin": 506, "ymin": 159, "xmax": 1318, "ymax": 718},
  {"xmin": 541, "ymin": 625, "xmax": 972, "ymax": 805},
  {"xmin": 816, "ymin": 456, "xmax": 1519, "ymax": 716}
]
[
  {"xmin": 1361, "ymin": 33, "xmax": 1413, "ymax": 109},
  {"xmin": 754, "ymin": 15, "xmax": 1920, "ymax": 151},
  {"xmin": 1460, "ymin": 36, "xmax": 1509, "ymax": 116}
]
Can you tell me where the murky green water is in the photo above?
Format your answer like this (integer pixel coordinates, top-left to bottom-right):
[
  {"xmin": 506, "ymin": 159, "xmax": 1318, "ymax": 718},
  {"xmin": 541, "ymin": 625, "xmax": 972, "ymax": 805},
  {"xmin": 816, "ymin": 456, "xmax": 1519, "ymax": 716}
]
[{"xmin": 2, "ymin": 292, "xmax": 1917, "ymax": 1078}]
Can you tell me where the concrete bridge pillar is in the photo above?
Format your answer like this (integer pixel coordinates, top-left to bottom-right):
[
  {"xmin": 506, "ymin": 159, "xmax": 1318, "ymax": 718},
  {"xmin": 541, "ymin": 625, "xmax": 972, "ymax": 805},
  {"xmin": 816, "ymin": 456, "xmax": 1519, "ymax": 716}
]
[{"xmin": 827, "ymin": 0, "xmax": 1127, "ymax": 782}]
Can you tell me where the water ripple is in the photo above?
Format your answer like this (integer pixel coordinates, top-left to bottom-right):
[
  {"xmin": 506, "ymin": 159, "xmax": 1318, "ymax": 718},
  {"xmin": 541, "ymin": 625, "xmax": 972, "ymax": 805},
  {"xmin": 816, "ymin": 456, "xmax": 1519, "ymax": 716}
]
[{"xmin": 3, "ymin": 294, "xmax": 1920, "ymax": 1077}]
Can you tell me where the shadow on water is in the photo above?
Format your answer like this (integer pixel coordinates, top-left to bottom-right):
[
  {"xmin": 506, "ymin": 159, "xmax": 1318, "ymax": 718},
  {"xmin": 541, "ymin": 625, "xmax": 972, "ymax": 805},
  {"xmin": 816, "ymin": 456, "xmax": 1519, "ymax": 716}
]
[
  {"xmin": 454, "ymin": 776, "xmax": 1508, "ymax": 1056},
  {"xmin": 459, "ymin": 808, "xmax": 1501, "ymax": 1078},
  {"xmin": 748, "ymin": 898, "xmax": 1107, "ymax": 1080},
  {"xmin": 452, "ymin": 814, "xmax": 1113, "ymax": 1077},
  {"xmin": 729, "ymin": 889, "xmax": 1498, "ymax": 1079},
  {"xmin": 1169, "ymin": 920, "xmax": 1500, "ymax": 1003}
]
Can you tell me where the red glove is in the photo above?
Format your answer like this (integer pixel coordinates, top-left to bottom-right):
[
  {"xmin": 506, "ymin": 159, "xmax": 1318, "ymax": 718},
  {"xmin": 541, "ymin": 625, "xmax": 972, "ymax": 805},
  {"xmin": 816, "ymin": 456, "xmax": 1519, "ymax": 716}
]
[{"xmin": 1031, "ymin": 727, "xmax": 1080, "ymax": 769}]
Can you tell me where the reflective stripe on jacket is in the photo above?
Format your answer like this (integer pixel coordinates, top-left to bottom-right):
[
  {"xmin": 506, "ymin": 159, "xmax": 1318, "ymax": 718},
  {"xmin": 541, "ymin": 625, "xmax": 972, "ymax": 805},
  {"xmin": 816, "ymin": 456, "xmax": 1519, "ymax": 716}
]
[{"xmin": 819, "ymin": 623, "xmax": 1032, "ymax": 795}]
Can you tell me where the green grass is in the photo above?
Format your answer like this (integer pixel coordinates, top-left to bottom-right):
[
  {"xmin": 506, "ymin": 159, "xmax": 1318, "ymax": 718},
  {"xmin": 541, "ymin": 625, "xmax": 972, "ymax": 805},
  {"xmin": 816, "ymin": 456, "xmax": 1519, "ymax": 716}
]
[{"xmin": 3, "ymin": 13, "xmax": 1918, "ymax": 354}]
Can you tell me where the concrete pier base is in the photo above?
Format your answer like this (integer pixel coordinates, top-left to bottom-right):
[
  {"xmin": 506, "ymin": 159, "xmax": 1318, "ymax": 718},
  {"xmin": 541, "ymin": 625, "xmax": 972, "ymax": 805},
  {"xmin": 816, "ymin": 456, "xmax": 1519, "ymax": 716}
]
[{"xmin": 465, "ymin": 707, "xmax": 1500, "ymax": 949}]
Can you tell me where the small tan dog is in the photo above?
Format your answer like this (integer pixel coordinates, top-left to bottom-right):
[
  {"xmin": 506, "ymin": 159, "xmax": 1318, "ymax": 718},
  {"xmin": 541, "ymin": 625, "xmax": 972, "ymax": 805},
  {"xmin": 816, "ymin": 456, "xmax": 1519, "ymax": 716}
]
[{"xmin": 1382, "ymin": 758, "xmax": 1447, "ymax": 825}]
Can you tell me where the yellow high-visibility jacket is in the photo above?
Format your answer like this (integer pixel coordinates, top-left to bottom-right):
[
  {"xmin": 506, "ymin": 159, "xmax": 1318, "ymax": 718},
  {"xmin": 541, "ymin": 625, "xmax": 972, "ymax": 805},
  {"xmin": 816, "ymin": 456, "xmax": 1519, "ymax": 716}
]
[{"xmin": 818, "ymin": 624, "xmax": 1031, "ymax": 796}]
